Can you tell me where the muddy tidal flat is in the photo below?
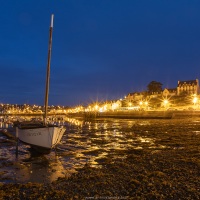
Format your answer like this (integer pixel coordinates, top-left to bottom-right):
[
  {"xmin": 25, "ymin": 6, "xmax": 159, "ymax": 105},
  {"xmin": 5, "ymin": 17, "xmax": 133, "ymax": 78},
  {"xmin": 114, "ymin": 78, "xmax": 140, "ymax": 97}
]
[{"xmin": 0, "ymin": 118, "xmax": 200, "ymax": 199}]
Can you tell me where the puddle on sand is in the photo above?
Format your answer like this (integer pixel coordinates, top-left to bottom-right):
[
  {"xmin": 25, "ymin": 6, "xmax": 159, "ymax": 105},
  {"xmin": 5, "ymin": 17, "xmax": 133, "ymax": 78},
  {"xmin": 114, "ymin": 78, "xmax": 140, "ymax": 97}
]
[{"xmin": 0, "ymin": 144, "xmax": 69, "ymax": 184}]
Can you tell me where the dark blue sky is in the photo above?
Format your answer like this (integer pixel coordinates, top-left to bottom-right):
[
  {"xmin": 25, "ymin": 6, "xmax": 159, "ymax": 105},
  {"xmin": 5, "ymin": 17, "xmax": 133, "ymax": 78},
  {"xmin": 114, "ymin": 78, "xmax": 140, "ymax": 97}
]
[{"xmin": 1, "ymin": 0, "xmax": 200, "ymax": 106}]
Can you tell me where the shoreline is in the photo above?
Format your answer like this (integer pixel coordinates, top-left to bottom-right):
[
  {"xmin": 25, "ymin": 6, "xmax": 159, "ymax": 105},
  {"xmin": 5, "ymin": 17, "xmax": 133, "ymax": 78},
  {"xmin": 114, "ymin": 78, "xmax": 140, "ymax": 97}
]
[
  {"xmin": 0, "ymin": 117, "xmax": 200, "ymax": 199},
  {"xmin": 67, "ymin": 110, "xmax": 200, "ymax": 119},
  {"xmin": 1, "ymin": 110, "xmax": 200, "ymax": 119}
]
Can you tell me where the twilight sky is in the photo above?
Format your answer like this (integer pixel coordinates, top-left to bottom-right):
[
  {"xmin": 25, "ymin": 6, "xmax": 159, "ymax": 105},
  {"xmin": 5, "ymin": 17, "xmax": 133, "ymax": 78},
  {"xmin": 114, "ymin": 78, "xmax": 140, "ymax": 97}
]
[{"xmin": 1, "ymin": 0, "xmax": 200, "ymax": 106}]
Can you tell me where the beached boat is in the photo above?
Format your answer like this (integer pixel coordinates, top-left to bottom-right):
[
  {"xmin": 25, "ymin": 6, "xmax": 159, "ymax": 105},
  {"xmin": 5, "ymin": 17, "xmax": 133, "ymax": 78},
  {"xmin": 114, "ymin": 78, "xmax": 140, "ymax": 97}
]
[
  {"xmin": 16, "ymin": 14, "xmax": 66, "ymax": 154},
  {"xmin": 16, "ymin": 121, "xmax": 65, "ymax": 154}
]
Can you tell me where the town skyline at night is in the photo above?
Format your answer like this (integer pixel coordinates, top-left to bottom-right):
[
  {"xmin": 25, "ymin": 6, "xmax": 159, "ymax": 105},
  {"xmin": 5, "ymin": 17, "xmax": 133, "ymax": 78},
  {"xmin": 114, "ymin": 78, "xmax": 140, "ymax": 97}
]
[{"xmin": 1, "ymin": 1, "xmax": 200, "ymax": 106}]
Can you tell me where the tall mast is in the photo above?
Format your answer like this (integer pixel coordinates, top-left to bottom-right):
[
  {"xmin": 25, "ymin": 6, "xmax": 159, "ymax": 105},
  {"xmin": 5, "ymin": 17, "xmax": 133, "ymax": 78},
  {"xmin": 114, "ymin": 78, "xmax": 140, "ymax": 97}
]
[{"xmin": 44, "ymin": 14, "xmax": 54, "ymax": 124}]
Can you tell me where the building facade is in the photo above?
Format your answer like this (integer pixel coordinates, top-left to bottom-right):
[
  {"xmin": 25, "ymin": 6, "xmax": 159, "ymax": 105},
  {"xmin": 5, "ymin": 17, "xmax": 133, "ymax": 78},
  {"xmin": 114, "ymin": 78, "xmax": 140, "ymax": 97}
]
[
  {"xmin": 177, "ymin": 79, "xmax": 199, "ymax": 95},
  {"xmin": 126, "ymin": 92, "xmax": 144, "ymax": 101},
  {"xmin": 163, "ymin": 88, "xmax": 177, "ymax": 97}
]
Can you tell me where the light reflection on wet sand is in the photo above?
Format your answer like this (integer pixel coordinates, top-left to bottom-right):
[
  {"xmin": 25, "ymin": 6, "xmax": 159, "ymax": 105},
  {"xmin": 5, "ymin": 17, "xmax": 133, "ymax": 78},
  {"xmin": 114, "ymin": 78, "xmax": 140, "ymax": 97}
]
[
  {"xmin": 57, "ymin": 118, "xmax": 168, "ymax": 170},
  {"xmin": 1, "ymin": 117, "xmax": 200, "ymax": 183}
]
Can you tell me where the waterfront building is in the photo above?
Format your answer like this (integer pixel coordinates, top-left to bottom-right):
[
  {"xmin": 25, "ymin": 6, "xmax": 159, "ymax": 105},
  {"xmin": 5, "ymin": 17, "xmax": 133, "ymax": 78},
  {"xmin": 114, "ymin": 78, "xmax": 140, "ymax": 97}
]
[
  {"xmin": 126, "ymin": 92, "xmax": 144, "ymax": 101},
  {"xmin": 163, "ymin": 88, "xmax": 177, "ymax": 97},
  {"xmin": 177, "ymin": 79, "xmax": 199, "ymax": 95}
]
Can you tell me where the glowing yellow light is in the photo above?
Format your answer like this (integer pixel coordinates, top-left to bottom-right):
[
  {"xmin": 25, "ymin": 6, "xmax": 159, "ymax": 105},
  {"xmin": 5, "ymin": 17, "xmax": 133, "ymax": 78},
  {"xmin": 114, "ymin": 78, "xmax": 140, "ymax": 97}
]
[
  {"xmin": 193, "ymin": 97, "xmax": 198, "ymax": 104},
  {"xmin": 163, "ymin": 100, "xmax": 168, "ymax": 105},
  {"xmin": 112, "ymin": 103, "xmax": 119, "ymax": 110},
  {"xmin": 99, "ymin": 104, "xmax": 108, "ymax": 112},
  {"xmin": 94, "ymin": 104, "xmax": 99, "ymax": 110}
]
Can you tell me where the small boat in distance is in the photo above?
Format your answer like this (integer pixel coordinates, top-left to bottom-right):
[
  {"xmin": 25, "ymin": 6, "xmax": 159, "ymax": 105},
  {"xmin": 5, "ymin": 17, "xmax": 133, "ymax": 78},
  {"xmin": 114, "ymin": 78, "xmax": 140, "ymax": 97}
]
[{"xmin": 15, "ymin": 14, "xmax": 66, "ymax": 154}]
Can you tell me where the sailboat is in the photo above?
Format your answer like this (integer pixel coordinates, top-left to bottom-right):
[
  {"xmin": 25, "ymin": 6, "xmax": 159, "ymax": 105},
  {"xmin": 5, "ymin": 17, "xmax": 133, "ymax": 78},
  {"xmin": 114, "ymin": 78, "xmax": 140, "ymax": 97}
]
[{"xmin": 16, "ymin": 14, "xmax": 66, "ymax": 154}]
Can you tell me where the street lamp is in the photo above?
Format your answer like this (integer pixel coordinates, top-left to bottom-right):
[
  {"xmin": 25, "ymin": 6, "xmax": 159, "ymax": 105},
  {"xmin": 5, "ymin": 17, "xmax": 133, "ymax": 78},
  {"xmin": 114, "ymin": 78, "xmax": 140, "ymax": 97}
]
[
  {"xmin": 192, "ymin": 96, "xmax": 198, "ymax": 109},
  {"xmin": 163, "ymin": 99, "xmax": 168, "ymax": 105},
  {"xmin": 193, "ymin": 97, "xmax": 198, "ymax": 104},
  {"xmin": 163, "ymin": 99, "xmax": 169, "ymax": 110}
]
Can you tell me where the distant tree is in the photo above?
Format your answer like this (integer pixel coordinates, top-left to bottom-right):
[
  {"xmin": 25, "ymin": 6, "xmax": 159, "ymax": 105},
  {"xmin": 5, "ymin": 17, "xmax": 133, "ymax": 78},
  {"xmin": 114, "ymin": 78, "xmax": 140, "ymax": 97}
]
[{"xmin": 147, "ymin": 81, "xmax": 163, "ymax": 94}]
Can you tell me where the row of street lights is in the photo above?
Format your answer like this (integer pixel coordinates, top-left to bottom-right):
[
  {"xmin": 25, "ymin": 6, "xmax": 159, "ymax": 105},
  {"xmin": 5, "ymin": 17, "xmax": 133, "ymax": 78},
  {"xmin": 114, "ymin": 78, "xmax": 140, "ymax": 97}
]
[{"xmin": 68, "ymin": 94, "xmax": 200, "ymax": 113}]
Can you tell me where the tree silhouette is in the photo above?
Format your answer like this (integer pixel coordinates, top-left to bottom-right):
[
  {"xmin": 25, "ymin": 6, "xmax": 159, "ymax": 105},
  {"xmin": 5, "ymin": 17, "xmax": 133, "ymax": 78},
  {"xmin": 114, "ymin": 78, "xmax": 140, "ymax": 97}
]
[{"xmin": 147, "ymin": 81, "xmax": 163, "ymax": 94}]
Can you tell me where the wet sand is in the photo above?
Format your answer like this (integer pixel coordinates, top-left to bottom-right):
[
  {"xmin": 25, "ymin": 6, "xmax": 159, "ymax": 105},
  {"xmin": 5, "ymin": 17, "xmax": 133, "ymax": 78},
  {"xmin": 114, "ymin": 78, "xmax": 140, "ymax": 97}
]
[{"xmin": 0, "ymin": 118, "xmax": 200, "ymax": 199}]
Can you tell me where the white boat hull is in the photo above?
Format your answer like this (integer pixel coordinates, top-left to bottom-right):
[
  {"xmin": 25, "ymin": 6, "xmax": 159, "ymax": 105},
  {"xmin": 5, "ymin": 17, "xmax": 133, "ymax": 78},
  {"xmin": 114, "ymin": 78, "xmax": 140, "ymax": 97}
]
[{"xmin": 18, "ymin": 126, "xmax": 66, "ymax": 149}]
